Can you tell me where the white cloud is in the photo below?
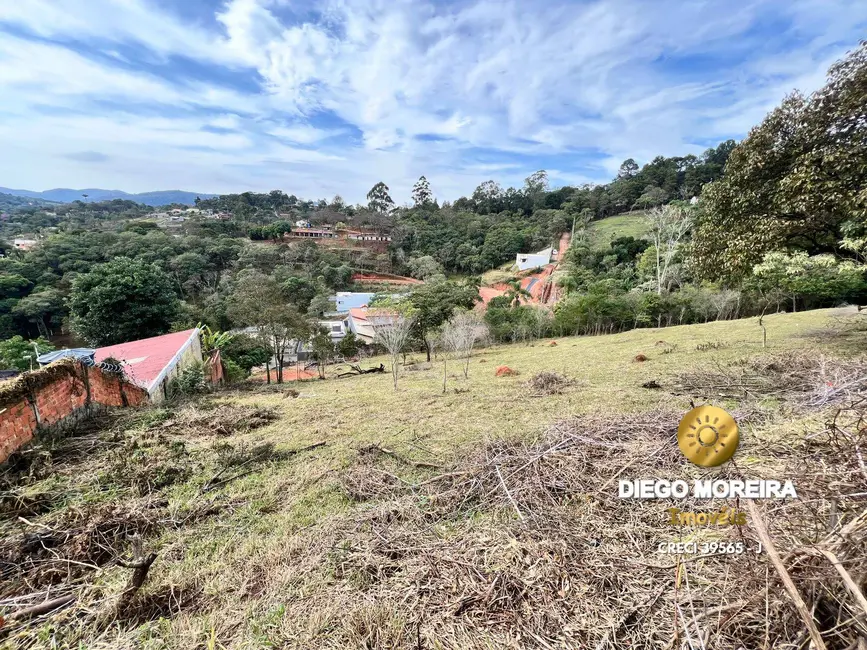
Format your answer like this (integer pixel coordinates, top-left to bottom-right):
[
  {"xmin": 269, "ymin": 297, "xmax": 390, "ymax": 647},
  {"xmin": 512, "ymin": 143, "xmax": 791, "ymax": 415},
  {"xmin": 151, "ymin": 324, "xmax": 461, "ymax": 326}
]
[{"xmin": 0, "ymin": 0, "xmax": 865, "ymax": 201}]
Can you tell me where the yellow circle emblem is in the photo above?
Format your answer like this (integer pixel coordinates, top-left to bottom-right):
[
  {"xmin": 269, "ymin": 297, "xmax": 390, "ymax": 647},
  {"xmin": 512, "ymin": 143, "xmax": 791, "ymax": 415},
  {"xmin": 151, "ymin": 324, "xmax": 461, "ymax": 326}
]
[{"xmin": 677, "ymin": 405, "xmax": 739, "ymax": 467}]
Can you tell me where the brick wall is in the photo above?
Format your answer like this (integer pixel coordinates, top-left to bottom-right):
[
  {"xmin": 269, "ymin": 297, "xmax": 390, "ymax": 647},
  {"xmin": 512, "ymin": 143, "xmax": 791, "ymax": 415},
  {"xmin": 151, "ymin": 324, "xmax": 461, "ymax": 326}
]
[{"xmin": 0, "ymin": 361, "xmax": 148, "ymax": 464}]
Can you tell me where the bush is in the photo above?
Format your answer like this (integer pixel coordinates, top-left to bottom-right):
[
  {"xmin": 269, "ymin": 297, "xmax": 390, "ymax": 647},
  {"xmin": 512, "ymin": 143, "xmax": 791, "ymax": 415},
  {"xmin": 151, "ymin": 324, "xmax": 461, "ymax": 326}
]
[
  {"xmin": 223, "ymin": 359, "xmax": 247, "ymax": 384},
  {"xmin": 169, "ymin": 363, "xmax": 208, "ymax": 396}
]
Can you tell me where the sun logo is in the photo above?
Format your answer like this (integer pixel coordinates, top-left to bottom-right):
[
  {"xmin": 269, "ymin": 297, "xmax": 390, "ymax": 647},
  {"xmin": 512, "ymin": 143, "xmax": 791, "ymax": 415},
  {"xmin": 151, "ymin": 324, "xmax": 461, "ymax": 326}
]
[{"xmin": 677, "ymin": 405, "xmax": 739, "ymax": 467}]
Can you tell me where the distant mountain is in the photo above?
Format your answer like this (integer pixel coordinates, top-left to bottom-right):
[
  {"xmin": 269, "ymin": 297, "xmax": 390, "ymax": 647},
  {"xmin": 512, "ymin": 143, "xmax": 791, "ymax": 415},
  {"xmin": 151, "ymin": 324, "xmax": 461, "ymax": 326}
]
[
  {"xmin": 0, "ymin": 191, "xmax": 61, "ymax": 210},
  {"xmin": 0, "ymin": 187, "xmax": 216, "ymax": 207}
]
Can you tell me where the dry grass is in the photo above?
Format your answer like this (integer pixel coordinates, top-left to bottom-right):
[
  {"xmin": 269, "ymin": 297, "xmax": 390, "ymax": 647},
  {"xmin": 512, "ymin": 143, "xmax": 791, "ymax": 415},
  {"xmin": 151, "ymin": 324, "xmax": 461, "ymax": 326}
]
[{"xmin": 1, "ymin": 308, "xmax": 866, "ymax": 649}]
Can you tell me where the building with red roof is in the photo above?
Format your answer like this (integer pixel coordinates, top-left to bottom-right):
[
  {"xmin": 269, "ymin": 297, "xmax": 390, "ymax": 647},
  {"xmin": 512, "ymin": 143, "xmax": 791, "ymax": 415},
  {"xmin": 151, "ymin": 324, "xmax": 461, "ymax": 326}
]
[{"xmin": 95, "ymin": 329, "xmax": 202, "ymax": 402}]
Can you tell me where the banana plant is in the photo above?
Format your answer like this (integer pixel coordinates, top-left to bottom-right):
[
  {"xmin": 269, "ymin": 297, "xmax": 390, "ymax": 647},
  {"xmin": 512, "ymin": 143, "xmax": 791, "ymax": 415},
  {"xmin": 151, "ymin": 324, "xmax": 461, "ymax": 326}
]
[{"xmin": 197, "ymin": 323, "xmax": 233, "ymax": 352}]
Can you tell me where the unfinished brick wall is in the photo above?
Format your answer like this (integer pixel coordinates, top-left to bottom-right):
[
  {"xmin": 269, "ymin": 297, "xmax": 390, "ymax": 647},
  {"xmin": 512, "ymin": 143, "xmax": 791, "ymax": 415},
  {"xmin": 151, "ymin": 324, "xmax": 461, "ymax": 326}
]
[{"xmin": 0, "ymin": 361, "xmax": 148, "ymax": 464}]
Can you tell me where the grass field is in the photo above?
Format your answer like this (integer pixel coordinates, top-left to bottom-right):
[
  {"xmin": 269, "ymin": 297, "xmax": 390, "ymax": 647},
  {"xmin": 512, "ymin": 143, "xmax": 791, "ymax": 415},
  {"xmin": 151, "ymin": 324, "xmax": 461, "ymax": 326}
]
[
  {"xmin": 587, "ymin": 211, "xmax": 651, "ymax": 248},
  {"xmin": 2, "ymin": 307, "xmax": 866, "ymax": 649}
]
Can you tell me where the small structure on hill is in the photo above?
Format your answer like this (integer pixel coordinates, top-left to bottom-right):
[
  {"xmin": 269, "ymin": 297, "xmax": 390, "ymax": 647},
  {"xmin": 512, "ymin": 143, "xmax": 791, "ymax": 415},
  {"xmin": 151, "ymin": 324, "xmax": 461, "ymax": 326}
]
[{"xmin": 515, "ymin": 248, "xmax": 553, "ymax": 272}]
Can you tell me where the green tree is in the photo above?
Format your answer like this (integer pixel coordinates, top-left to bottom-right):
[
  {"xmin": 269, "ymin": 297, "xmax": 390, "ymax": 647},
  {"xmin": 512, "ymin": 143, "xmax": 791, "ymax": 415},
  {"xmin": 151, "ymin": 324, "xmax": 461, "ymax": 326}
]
[
  {"xmin": 12, "ymin": 289, "xmax": 64, "ymax": 339},
  {"xmin": 0, "ymin": 335, "xmax": 55, "ymax": 371},
  {"xmin": 366, "ymin": 182, "xmax": 395, "ymax": 214},
  {"xmin": 407, "ymin": 280, "xmax": 479, "ymax": 361},
  {"xmin": 69, "ymin": 257, "xmax": 180, "ymax": 346},
  {"xmin": 228, "ymin": 270, "xmax": 309, "ymax": 384},
  {"xmin": 336, "ymin": 331, "xmax": 362, "ymax": 358},
  {"xmin": 411, "ymin": 176, "xmax": 433, "ymax": 207},
  {"xmin": 694, "ymin": 42, "xmax": 867, "ymax": 282},
  {"xmin": 407, "ymin": 255, "xmax": 444, "ymax": 281},
  {"xmin": 221, "ymin": 334, "xmax": 271, "ymax": 374},
  {"xmin": 752, "ymin": 251, "xmax": 867, "ymax": 311}
]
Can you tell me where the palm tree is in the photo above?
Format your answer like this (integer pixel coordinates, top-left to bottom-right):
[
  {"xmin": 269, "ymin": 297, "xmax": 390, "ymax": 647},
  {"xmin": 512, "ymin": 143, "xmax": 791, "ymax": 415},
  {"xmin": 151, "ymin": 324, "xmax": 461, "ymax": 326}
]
[{"xmin": 505, "ymin": 280, "xmax": 532, "ymax": 307}]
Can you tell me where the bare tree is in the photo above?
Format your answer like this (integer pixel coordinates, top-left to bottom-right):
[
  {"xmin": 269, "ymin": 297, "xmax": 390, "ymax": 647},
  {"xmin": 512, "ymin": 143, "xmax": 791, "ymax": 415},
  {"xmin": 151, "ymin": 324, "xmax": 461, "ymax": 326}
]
[
  {"xmin": 442, "ymin": 310, "xmax": 488, "ymax": 382},
  {"xmin": 370, "ymin": 309, "xmax": 416, "ymax": 390},
  {"xmin": 647, "ymin": 205, "xmax": 693, "ymax": 295}
]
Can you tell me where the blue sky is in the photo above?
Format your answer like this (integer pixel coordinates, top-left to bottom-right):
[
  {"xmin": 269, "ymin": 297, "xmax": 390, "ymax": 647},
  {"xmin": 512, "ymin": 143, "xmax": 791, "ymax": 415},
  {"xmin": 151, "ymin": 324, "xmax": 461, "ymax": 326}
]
[{"xmin": 0, "ymin": 0, "xmax": 865, "ymax": 204}]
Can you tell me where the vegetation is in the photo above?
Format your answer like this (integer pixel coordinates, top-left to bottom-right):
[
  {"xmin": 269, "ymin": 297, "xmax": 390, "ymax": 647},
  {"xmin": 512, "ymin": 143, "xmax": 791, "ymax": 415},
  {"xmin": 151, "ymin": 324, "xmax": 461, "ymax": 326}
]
[
  {"xmin": 68, "ymin": 258, "xmax": 180, "ymax": 346},
  {"xmin": 2, "ymin": 308, "xmax": 865, "ymax": 648},
  {"xmin": 0, "ymin": 42, "xmax": 864, "ymax": 374}
]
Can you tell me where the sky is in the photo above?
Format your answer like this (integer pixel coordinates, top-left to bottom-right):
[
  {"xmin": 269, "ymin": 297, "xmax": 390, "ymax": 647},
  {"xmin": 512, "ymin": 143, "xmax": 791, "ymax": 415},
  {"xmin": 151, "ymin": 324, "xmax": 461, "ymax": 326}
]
[{"xmin": 0, "ymin": 0, "xmax": 865, "ymax": 205}]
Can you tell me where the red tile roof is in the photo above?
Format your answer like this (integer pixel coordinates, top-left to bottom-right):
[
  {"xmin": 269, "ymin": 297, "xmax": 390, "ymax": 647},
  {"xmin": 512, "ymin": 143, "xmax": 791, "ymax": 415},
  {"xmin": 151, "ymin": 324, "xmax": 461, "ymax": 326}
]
[
  {"xmin": 95, "ymin": 329, "xmax": 198, "ymax": 390},
  {"xmin": 348, "ymin": 307, "xmax": 370, "ymax": 322}
]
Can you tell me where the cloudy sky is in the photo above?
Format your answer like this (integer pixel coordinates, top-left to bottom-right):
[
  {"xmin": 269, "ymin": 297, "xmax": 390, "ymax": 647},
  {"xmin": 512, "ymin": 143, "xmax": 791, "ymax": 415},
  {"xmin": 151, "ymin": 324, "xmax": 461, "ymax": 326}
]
[{"xmin": 0, "ymin": 0, "xmax": 865, "ymax": 204}]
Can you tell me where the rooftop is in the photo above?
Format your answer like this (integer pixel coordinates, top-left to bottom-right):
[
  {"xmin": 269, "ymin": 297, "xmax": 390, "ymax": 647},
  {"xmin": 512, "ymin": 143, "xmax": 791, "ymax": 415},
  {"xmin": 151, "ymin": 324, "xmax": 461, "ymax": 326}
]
[{"xmin": 95, "ymin": 329, "xmax": 197, "ymax": 390}]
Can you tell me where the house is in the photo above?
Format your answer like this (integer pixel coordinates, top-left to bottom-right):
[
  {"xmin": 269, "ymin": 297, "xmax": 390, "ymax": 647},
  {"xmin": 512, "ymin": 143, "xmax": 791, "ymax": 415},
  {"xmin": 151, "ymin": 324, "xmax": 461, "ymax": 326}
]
[
  {"xmin": 13, "ymin": 238, "xmax": 38, "ymax": 251},
  {"xmin": 515, "ymin": 248, "xmax": 553, "ymax": 272},
  {"xmin": 346, "ymin": 308, "xmax": 377, "ymax": 344},
  {"xmin": 295, "ymin": 219, "xmax": 311, "ymax": 228},
  {"xmin": 319, "ymin": 319, "xmax": 349, "ymax": 342},
  {"xmin": 342, "ymin": 230, "xmax": 391, "ymax": 242},
  {"xmin": 331, "ymin": 292, "xmax": 377, "ymax": 312},
  {"xmin": 93, "ymin": 329, "xmax": 203, "ymax": 402},
  {"xmin": 288, "ymin": 227, "xmax": 336, "ymax": 239}
]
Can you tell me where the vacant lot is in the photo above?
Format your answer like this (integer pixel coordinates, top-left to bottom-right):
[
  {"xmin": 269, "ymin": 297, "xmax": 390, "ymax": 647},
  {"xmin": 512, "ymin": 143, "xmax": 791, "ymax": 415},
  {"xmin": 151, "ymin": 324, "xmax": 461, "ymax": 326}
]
[
  {"xmin": 2, "ymin": 308, "xmax": 866, "ymax": 649},
  {"xmin": 587, "ymin": 211, "xmax": 650, "ymax": 248}
]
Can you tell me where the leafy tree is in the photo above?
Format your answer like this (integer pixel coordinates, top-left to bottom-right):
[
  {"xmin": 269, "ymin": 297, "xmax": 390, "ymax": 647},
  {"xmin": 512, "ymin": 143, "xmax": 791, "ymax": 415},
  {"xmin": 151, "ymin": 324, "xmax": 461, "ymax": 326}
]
[
  {"xmin": 695, "ymin": 42, "xmax": 867, "ymax": 282},
  {"xmin": 221, "ymin": 334, "xmax": 272, "ymax": 374},
  {"xmin": 618, "ymin": 159, "xmax": 639, "ymax": 179},
  {"xmin": 407, "ymin": 280, "xmax": 479, "ymax": 361},
  {"xmin": 69, "ymin": 257, "xmax": 180, "ymax": 346},
  {"xmin": 12, "ymin": 289, "xmax": 64, "ymax": 338},
  {"xmin": 282, "ymin": 276, "xmax": 318, "ymax": 311},
  {"xmin": 407, "ymin": 255, "xmax": 444, "ymax": 281},
  {"xmin": 752, "ymin": 252, "xmax": 867, "ymax": 311},
  {"xmin": 411, "ymin": 176, "xmax": 433, "ymax": 207},
  {"xmin": 366, "ymin": 182, "xmax": 395, "ymax": 214},
  {"xmin": 0, "ymin": 335, "xmax": 55, "ymax": 371},
  {"xmin": 524, "ymin": 170, "xmax": 549, "ymax": 207},
  {"xmin": 228, "ymin": 270, "xmax": 309, "ymax": 383},
  {"xmin": 472, "ymin": 180, "xmax": 504, "ymax": 215},
  {"xmin": 337, "ymin": 331, "xmax": 361, "ymax": 358}
]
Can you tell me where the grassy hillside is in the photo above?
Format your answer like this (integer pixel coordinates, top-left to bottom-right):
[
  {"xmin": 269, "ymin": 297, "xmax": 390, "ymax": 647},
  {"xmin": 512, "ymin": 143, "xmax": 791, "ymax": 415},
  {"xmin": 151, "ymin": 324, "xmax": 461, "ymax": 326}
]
[
  {"xmin": 587, "ymin": 211, "xmax": 650, "ymax": 248},
  {"xmin": 2, "ymin": 308, "xmax": 866, "ymax": 648}
]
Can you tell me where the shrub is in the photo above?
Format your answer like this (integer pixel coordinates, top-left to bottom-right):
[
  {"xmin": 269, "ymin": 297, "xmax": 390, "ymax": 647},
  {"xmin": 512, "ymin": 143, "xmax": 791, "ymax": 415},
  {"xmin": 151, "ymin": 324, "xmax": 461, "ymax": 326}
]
[
  {"xmin": 169, "ymin": 363, "xmax": 208, "ymax": 396},
  {"xmin": 223, "ymin": 359, "xmax": 247, "ymax": 384}
]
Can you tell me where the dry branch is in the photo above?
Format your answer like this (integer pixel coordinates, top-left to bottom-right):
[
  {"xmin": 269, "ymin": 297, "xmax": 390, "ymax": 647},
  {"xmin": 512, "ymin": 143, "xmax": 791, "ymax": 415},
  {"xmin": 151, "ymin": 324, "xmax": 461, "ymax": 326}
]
[{"xmin": 745, "ymin": 500, "xmax": 828, "ymax": 650}]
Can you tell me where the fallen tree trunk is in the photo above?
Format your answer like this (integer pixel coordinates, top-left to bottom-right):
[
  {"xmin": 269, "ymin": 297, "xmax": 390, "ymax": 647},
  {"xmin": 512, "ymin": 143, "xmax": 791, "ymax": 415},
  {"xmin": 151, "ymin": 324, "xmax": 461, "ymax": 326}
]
[
  {"xmin": 337, "ymin": 364, "xmax": 386, "ymax": 378},
  {"xmin": 4, "ymin": 594, "xmax": 76, "ymax": 622}
]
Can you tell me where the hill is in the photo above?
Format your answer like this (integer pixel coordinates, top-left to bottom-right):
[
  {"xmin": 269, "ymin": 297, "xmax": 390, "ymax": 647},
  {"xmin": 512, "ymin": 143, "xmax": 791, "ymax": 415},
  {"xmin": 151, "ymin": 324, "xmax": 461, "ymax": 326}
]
[
  {"xmin": 0, "ymin": 191, "xmax": 61, "ymax": 211},
  {"xmin": 0, "ymin": 187, "xmax": 215, "ymax": 206},
  {"xmin": 587, "ymin": 211, "xmax": 651, "ymax": 248},
  {"xmin": 2, "ymin": 307, "xmax": 866, "ymax": 648}
]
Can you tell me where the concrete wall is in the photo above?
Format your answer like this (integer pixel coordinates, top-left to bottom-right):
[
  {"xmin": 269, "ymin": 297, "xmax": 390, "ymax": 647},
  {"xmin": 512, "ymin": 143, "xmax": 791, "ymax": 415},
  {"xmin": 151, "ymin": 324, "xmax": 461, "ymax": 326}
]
[
  {"xmin": 0, "ymin": 361, "xmax": 148, "ymax": 464},
  {"xmin": 150, "ymin": 332, "xmax": 203, "ymax": 403}
]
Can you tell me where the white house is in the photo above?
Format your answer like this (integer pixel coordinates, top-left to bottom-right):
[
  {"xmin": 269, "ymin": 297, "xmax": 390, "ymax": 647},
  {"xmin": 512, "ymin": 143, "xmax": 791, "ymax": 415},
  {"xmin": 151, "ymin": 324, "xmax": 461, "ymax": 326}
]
[
  {"xmin": 319, "ymin": 319, "xmax": 349, "ymax": 342},
  {"xmin": 515, "ymin": 248, "xmax": 553, "ymax": 272}
]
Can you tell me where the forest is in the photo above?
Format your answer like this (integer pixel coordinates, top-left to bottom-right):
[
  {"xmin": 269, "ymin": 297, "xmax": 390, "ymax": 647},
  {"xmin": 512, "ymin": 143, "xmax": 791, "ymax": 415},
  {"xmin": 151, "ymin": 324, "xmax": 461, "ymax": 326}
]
[{"xmin": 0, "ymin": 41, "xmax": 864, "ymax": 373}]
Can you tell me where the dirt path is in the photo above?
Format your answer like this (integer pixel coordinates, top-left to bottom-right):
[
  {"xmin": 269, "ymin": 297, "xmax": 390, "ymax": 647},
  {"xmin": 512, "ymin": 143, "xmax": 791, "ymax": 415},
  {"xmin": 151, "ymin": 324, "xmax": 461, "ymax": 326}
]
[{"xmin": 557, "ymin": 231, "xmax": 571, "ymax": 260}]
